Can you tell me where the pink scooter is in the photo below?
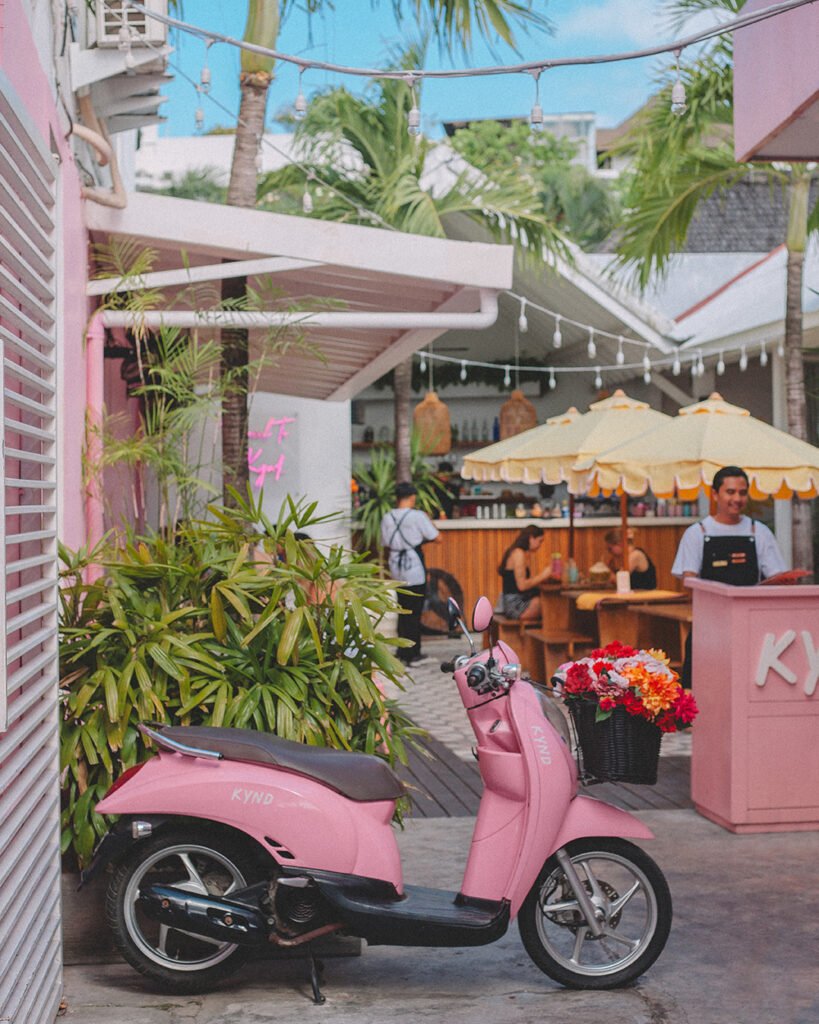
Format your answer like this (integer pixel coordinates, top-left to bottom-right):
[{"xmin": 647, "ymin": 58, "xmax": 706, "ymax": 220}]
[{"xmin": 86, "ymin": 597, "xmax": 671, "ymax": 1000}]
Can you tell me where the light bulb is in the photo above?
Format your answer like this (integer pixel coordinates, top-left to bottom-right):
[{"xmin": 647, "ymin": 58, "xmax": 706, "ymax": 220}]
[
  {"xmin": 530, "ymin": 103, "xmax": 544, "ymax": 133},
  {"xmin": 194, "ymin": 107, "xmax": 205, "ymax": 132},
  {"xmin": 643, "ymin": 369, "xmax": 652, "ymax": 385},
  {"xmin": 518, "ymin": 299, "xmax": 528, "ymax": 333},
  {"xmin": 552, "ymin": 317, "xmax": 562, "ymax": 349},
  {"xmin": 117, "ymin": 25, "xmax": 131, "ymax": 50},
  {"xmin": 594, "ymin": 368, "xmax": 602, "ymax": 389},
  {"xmin": 690, "ymin": 359, "xmax": 698, "ymax": 378},
  {"xmin": 302, "ymin": 189, "xmax": 313, "ymax": 213},
  {"xmin": 642, "ymin": 353, "xmax": 651, "ymax": 373},
  {"xmin": 777, "ymin": 339, "xmax": 785, "ymax": 357},
  {"xmin": 672, "ymin": 355, "xmax": 681, "ymax": 376},
  {"xmin": 760, "ymin": 343, "xmax": 768, "ymax": 367},
  {"xmin": 717, "ymin": 352, "xmax": 725, "ymax": 375},
  {"xmin": 587, "ymin": 329, "xmax": 596, "ymax": 359},
  {"xmin": 294, "ymin": 91, "xmax": 307, "ymax": 121},
  {"xmin": 671, "ymin": 79, "xmax": 687, "ymax": 116},
  {"xmin": 503, "ymin": 365, "xmax": 511, "ymax": 388},
  {"xmin": 616, "ymin": 338, "xmax": 624, "ymax": 365},
  {"xmin": 548, "ymin": 369, "xmax": 556, "ymax": 390},
  {"xmin": 739, "ymin": 346, "xmax": 748, "ymax": 371},
  {"xmin": 200, "ymin": 65, "xmax": 212, "ymax": 93},
  {"xmin": 407, "ymin": 104, "xmax": 421, "ymax": 137},
  {"xmin": 419, "ymin": 354, "xmax": 426, "ymax": 374},
  {"xmin": 460, "ymin": 360, "xmax": 467, "ymax": 382},
  {"xmin": 124, "ymin": 48, "xmax": 136, "ymax": 71}
]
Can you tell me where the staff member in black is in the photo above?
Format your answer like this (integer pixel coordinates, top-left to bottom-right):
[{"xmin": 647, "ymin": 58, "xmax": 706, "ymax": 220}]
[{"xmin": 671, "ymin": 465, "xmax": 786, "ymax": 685}]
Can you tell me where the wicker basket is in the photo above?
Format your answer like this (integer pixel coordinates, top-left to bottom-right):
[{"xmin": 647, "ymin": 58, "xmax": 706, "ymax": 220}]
[{"xmin": 568, "ymin": 702, "xmax": 662, "ymax": 784}]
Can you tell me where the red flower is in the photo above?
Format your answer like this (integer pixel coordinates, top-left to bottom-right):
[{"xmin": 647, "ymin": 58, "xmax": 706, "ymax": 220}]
[
  {"xmin": 564, "ymin": 662, "xmax": 594, "ymax": 694},
  {"xmin": 656, "ymin": 712, "xmax": 678, "ymax": 733},
  {"xmin": 672, "ymin": 690, "xmax": 699, "ymax": 725},
  {"xmin": 599, "ymin": 696, "xmax": 617, "ymax": 711},
  {"xmin": 604, "ymin": 640, "xmax": 636, "ymax": 658}
]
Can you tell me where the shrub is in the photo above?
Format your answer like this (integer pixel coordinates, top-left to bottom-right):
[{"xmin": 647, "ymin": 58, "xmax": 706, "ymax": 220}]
[{"xmin": 59, "ymin": 493, "xmax": 415, "ymax": 867}]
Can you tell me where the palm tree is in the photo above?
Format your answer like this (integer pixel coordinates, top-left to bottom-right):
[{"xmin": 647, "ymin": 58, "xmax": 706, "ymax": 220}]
[
  {"xmin": 257, "ymin": 58, "xmax": 567, "ymax": 481},
  {"xmin": 221, "ymin": 1, "xmax": 551, "ymax": 503},
  {"xmin": 613, "ymin": 0, "xmax": 817, "ymax": 573}
]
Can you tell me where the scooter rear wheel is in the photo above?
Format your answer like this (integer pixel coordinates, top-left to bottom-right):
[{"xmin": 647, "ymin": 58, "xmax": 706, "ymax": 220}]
[
  {"xmin": 106, "ymin": 826, "xmax": 267, "ymax": 994},
  {"xmin": 519, "ymin": 837, "xmax": 672, "ymax": 990}
]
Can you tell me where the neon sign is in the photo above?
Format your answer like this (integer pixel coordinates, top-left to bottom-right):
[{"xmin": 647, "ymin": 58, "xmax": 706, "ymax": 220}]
[{"xmin": 247, "ymin": 416, "xmax": 296, "ymax": 489}]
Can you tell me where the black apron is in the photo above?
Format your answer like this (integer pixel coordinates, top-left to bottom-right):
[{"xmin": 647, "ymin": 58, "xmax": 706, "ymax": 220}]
[{"xmin": 682, "ymin": 521, "xmax": 761, "ymax": 687}]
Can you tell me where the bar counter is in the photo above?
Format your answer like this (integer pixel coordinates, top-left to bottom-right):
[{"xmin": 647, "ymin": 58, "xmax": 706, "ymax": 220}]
[{"xmin": 425, "ymin": 517, "xmax": 694, "ymax": 616}]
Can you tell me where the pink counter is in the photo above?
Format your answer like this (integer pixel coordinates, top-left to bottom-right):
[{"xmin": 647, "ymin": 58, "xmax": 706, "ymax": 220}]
[{"xmin": 687, "ymin": 578, "xmax": 819, "ymax": 833}]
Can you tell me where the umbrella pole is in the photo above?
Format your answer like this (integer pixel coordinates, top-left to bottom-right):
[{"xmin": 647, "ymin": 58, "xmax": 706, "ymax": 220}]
[
  {"xmin": 620, "ymin": 492, "xmax": 630, "ymax": 573},
  {"xmin": 568, "ymin": 494, "xmax": 575, "ymax": 560}
]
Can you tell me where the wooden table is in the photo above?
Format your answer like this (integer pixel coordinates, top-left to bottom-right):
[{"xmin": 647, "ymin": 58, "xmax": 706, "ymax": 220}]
[
  {"xmin": 634, "ymin": 603, "xmax": 693, "ymax": 665},
  {"xmin": 586, "ymin": 592, "xmax": 689, "ymax": 648}
]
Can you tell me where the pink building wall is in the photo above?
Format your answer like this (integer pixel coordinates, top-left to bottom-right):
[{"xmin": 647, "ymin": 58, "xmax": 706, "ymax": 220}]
[
  {"xmin": 734, "ymin": 0, "xmax": 819, "ymax": 162},
  {"xmin": 1, "ymin": 0, "xmax": 90, "ymax": 550}
]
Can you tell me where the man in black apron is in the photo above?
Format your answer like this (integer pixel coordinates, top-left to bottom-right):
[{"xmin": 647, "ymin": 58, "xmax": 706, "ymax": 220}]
[{"xmin": 671, "ymin": 466, "xmax": 787, "ymax": 687}]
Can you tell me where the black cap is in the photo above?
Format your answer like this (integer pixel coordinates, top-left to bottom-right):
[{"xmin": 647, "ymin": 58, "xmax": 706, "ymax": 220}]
[{"xmin": 395, "ymin": 482, "xmax": 417, "ymax": 500}]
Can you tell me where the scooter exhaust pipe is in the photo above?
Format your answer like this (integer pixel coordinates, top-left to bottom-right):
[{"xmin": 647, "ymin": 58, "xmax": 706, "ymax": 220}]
[{"xmin": 137, "ymin": 883, "xmax": 270, "ymax": 946}]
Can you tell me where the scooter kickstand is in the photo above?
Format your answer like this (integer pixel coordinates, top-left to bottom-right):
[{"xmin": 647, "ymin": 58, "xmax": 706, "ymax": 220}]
[{"xmin": 307, "ymin": 948, "xmax": 326, "ymax": 1005}]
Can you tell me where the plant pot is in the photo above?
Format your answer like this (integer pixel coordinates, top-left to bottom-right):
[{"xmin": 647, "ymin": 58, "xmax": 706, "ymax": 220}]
[{"xmin": 568, "ymin": 702, "xmax": 662, "ymax": 785}]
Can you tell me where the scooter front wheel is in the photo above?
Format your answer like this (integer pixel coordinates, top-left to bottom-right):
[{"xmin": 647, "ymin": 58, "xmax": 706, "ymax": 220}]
[
  {"xmin": 106, "ymin": 826, "xmax": 267, "ymax": 994},
  {"xmin": 519, "ymin": 837, "xmax": 672, "ymax": 990}
]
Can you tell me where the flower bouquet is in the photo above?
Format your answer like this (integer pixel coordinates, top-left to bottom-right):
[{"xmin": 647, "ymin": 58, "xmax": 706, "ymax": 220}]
[{"xmin": 553, "ymin": 641, "xmax": 698, "ymax": 784}]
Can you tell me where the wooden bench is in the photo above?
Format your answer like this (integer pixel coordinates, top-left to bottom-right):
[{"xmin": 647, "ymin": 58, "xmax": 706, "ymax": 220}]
[
  {"xmin": 483, "ymin": 615, "xmax": 542, "ymax": 676},
  {"xmin": 528, "ymin": 628, "xmax": 595, "ymax": 683}
]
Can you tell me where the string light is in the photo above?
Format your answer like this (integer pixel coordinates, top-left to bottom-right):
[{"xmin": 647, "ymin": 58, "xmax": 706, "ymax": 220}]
[
  {"xmin": 503, "ymin": 365, "xmax": 511, "ymax": 387},
  {"xmin": 759, "ymin": 341, "xmax": 768, "ymax": 367},
  {"xmin": 460, "ymin": 360, "xmax": 467, "ymax": 382},
  {"xmin": 194, "ymin": 88, "xmax": 205, "ymax": 133},
  {"xmin": 670, "ymin": 49, "xmax": 687, "ymax": 116},
  {"xmin": 586, "ymin": 328, "xmax": 596, "ymax": 359},
  {"xmin": 120, "ymin": 0, "xmax": 813, "ymax": 90},
  {"xmin": 200, "ymin": 41, "xmax": 213, "ymax": 93},
  {"xmin": 690, "ymin": 357, "xmax": 698, "ymax": 378},
  {"xmin": 518, "ymin": 298, "xmax": 528, "ymax": 333},
  {"xmin": 697, "ymin": 351, "xmax": 705, "ymax": 376},
  {"xmin": 294, "ymin": 69, "xmax": 308, "ymax": 120},
  {"xmin": 302, "ymin": 187, "xmax": 313, "ymax": 213},
  {"xmin": 672, "ymin": 354, "xmax": 681, "ymax": 376},
  {"xmin": 777, "ymin": 339, "xmax": 785, "ymax": 357},
  {"xmin": 594, "ymin": 367, "xmax": 602, "ymax": 389},
  {"xmin": 716, "ymin": 351, "xmax": 725, "ymax": 375},
  {"xmin": 406, "ymin": 77, "xmax": 421, "ymax": 137},
  {"xmin": 643, "ymin": 367, "xmax": 652, "ymax": 384},
  {"xmin": 739, "ymin": 346, "xmax": 748, "ymax": 371},
  {"xmin": 642, "ymin": 353, "xmax": 651, "ymax": 373},
  {"xmin": 552, "ymin": 315, "xmax": 562, "ymax": 349},
  {"xmin": 616, "ymin": 337, "xmax": 625, "ymax": 365},
  {"xmin": 529, "ymin": 69, "xmax": 544, "ymax": 134},
  {"xmin": 419, "ymin": 351, "xmax": 426, "ymax": 375},
  {"xmin": 548, "ymin": 368, "xmax": 557, "ymax": 390}
]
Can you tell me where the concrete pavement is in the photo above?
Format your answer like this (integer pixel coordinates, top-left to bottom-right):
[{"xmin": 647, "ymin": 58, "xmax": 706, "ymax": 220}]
[{"xmin": 61, "ymin": 809, "xmax": 819, "ymax": 1024}]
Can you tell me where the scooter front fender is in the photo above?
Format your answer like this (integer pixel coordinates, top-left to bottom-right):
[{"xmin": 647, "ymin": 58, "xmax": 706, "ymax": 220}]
[{"xmin": 549, "ymin": 794, "xmax": 654, "ymax": 853}]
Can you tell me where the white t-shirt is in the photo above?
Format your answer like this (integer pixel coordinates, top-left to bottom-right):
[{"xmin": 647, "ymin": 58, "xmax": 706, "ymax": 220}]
[
  {"xmin": 381, "ymin": 508, "xmax": 439, "ymax": 586},
  {"xmin": 671, "ymin": 516, "xmax": 786, "ymax": 580}
]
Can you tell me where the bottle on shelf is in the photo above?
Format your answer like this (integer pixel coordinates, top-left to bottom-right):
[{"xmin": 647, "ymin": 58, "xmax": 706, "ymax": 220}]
[{"xmin": 550, "ymin": 552, "xmax": 563, "ymax": 581}]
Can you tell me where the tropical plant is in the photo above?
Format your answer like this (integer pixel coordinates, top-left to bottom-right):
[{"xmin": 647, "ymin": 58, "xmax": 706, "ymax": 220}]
[
  {"xmin": 450, "ymin": 119, "xmax": 621, "ymax": 248},
  {"xmin": 59, "ymin": 492, "xmax": 416, "ymax": 868},
  {"xmin": 139, "ymin": 166, "xmax": 227, "ymax": 203},
  {"xmin": 221, "ymin": 0, "xmax": 553, "ymax": 501},
  {"xmin": 613, "ymin": 0, "xmax": 816, "ymax": 573},
  {"xmin": 258, "ymin": 46, "xmax": 567, "ymax": 485},
  {"xmin": 352, "ymin": 440, "xmax": 443, "ymax": 553}
]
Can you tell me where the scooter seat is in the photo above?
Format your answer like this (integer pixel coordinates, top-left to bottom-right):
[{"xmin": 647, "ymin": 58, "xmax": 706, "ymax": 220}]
[{"xmin": 152, "ymin": 724, "xmax": 406, "ymax": 803}]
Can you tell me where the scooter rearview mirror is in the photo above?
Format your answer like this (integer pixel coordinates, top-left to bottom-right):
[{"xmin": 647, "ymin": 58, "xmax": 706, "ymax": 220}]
[
  {"xmin": 471, "ymin": 596, "xmax": 494, "ymax": 634},
  {"xmin": 446, "ymin": 597, "xmax": 462, "ymax": 631}
]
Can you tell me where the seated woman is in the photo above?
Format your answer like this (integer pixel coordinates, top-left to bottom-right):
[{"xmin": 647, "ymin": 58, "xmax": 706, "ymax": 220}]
[
  {"xmin": 498, "ymin": 525, "xmax": 552, "ymax": 620},
  {"xmin": 603, "ymin": 528, "xmax": 657, "ymax": 591}
]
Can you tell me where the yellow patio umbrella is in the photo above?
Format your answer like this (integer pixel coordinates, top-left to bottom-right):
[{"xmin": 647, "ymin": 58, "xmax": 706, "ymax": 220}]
[
  {"xmin": 462, "ymin": 390, "xmax": 672, "ymax": 566},
  {"xmin": 578, "ymin": 392, "xmax": 819, "ymax": 501}
]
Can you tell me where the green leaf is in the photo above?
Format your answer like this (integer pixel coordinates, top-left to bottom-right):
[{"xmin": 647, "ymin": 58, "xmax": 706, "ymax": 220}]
[
  {"xmin": 103, "ymin": 669, "xmax": 119, "ymax": 723},
  {"xmin": 210, "ymin": 588, "xmax": 227, "ymax": 642},
  {"xmin": 276, "ymin": 607, "xmax": 303, "ymax": 665}
]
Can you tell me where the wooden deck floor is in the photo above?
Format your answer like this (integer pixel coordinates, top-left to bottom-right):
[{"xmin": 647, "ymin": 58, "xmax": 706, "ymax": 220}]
[{"xmin": 398, "ymin": 734, "xmax": 692, "ymax": 819}]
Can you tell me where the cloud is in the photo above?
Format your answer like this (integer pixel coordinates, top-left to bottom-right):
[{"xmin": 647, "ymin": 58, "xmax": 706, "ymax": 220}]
[{"xmin": 553, "ymin": 0, "xmax": 675, "ymax": 49}]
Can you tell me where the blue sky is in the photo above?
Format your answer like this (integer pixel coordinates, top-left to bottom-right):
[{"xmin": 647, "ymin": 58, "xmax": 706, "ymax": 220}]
[{"xmin": 159, "ymin": 1, "xmax": 721, "ymax": 137}]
